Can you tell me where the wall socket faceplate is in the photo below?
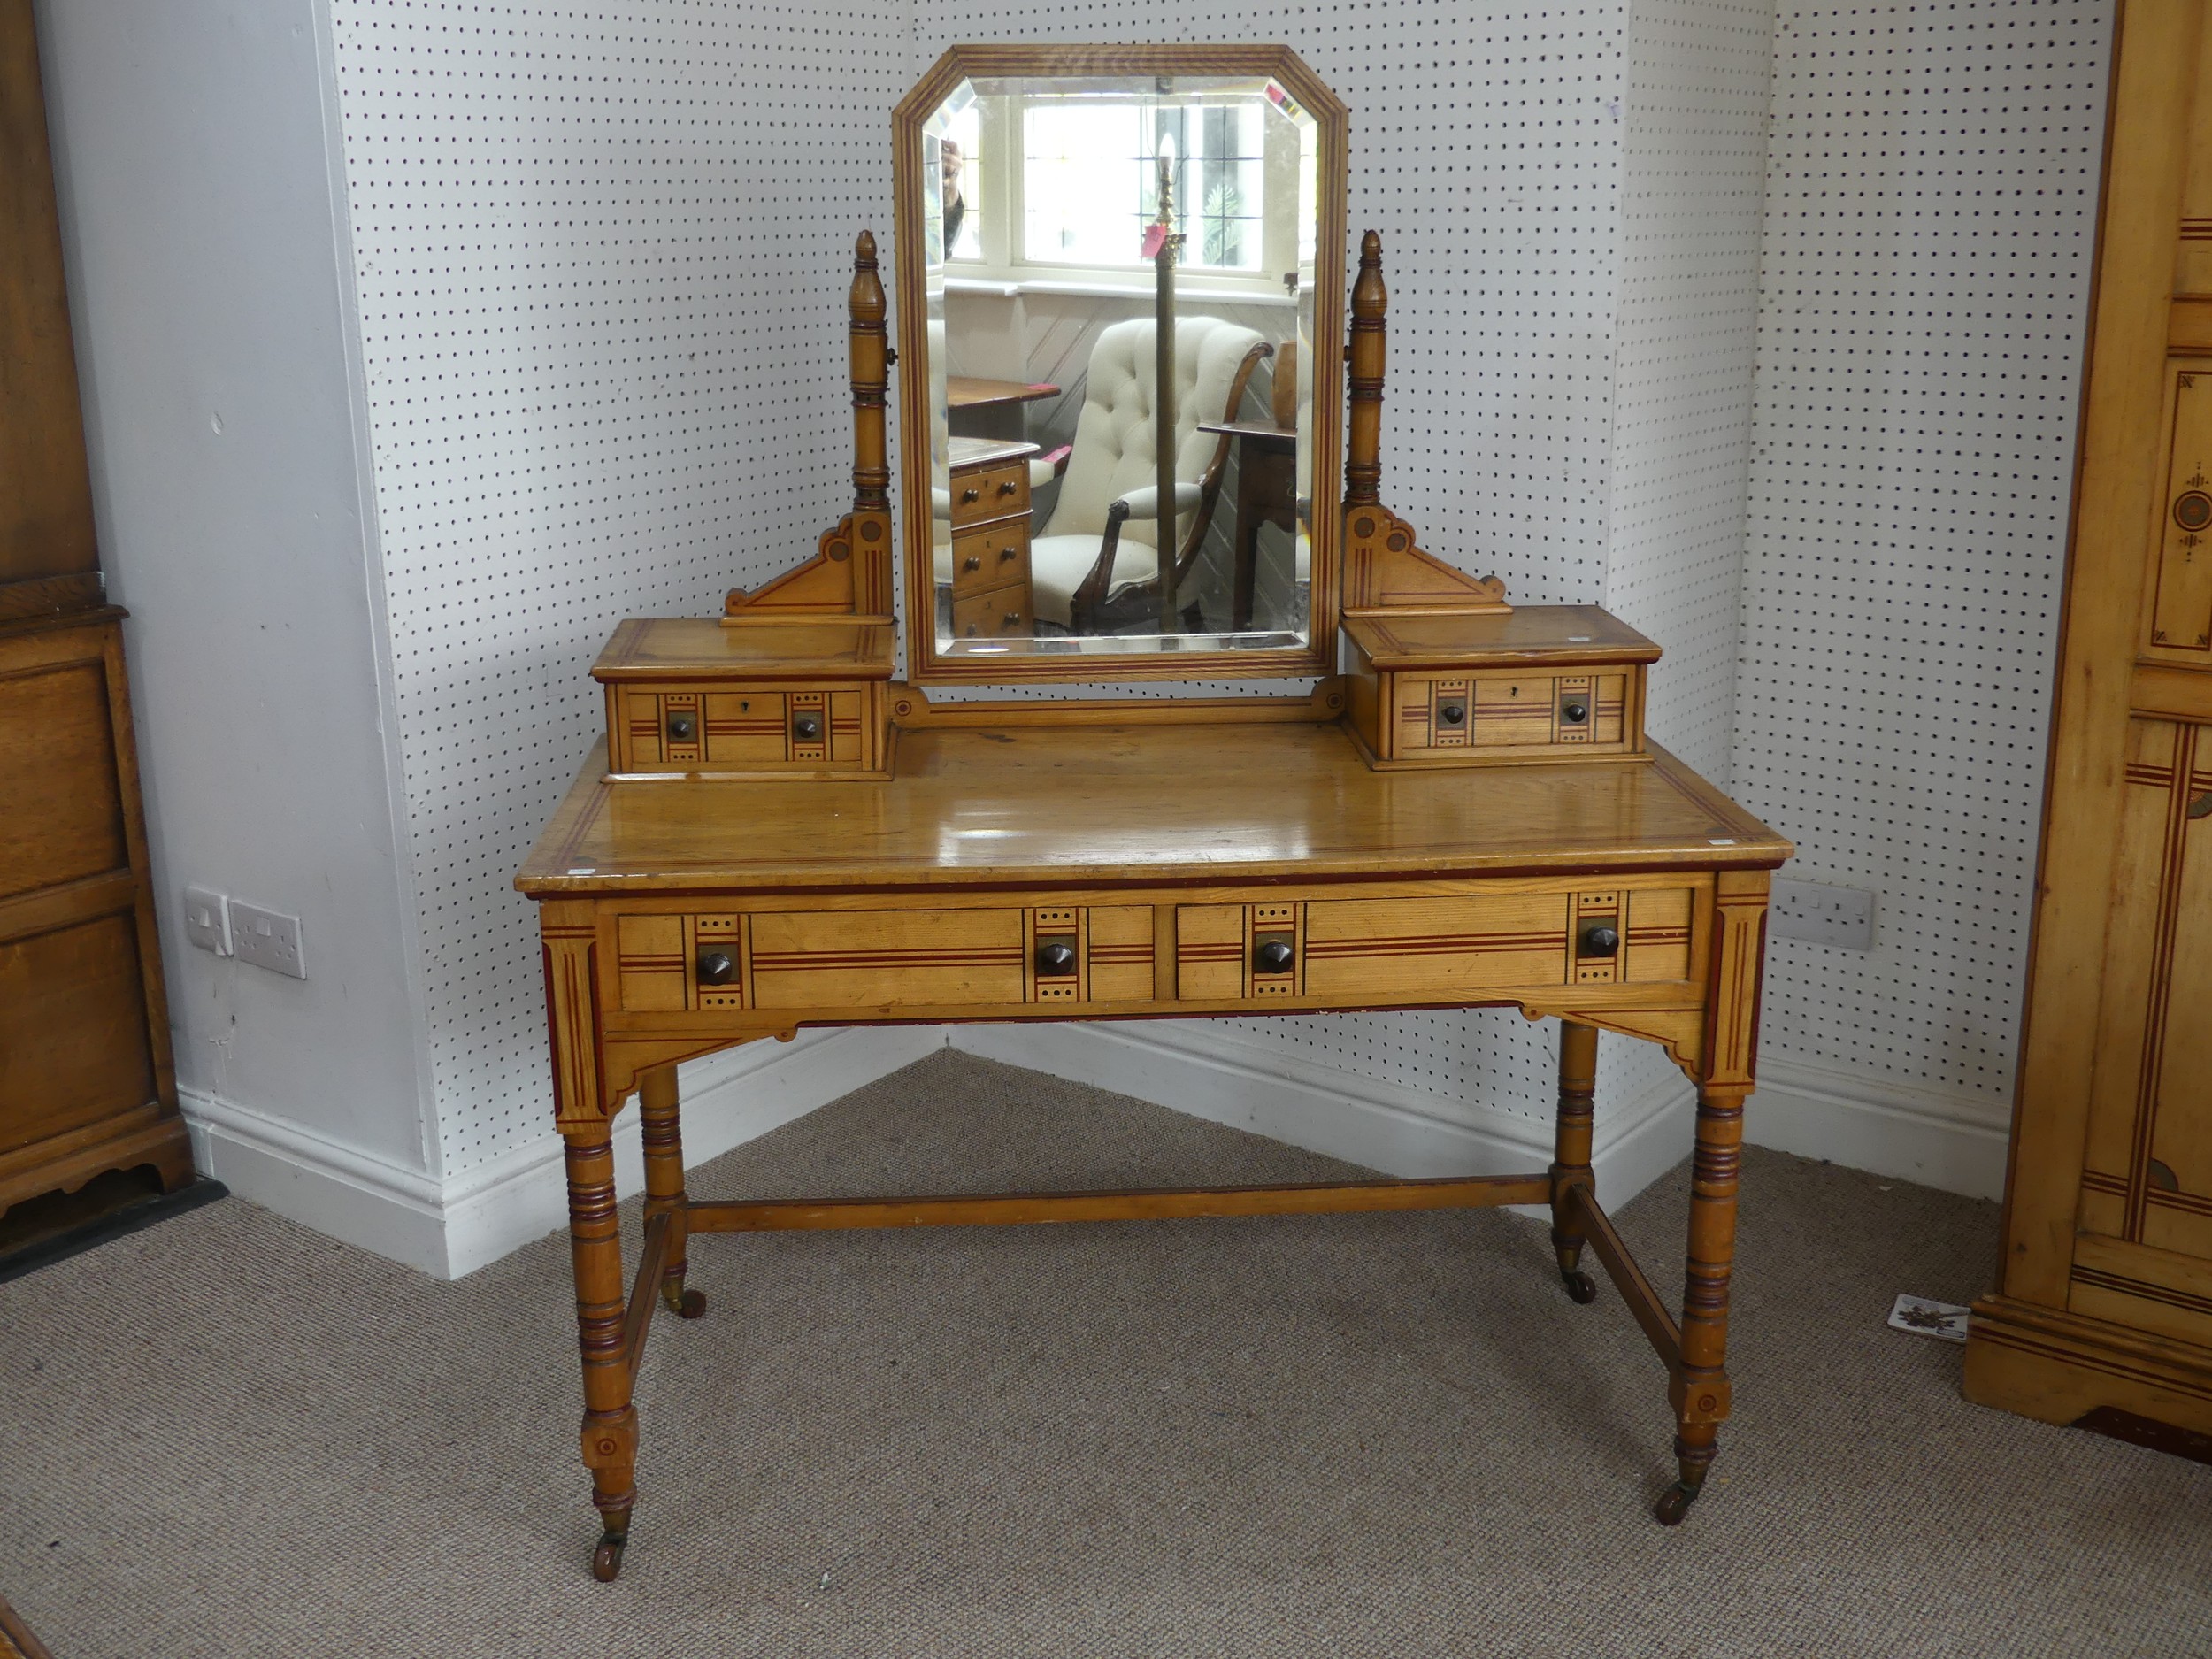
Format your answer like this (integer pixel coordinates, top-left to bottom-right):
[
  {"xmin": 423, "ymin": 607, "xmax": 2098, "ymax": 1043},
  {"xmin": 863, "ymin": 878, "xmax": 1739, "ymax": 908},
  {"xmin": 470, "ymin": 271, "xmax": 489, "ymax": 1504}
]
[
  {"xmin": 228, "ymin": 899, "xmax": 307, "ymax": 979},
  {"xmin": 1769, "ymin": 877, "xmax": 1877, "ymax": 951}
]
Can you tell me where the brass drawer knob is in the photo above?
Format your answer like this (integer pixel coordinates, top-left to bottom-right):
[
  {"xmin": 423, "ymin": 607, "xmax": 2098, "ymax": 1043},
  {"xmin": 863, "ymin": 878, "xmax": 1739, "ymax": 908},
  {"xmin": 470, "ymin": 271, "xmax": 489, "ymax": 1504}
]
[
  {"xmin": 665, "ymin": 710, "xmax": 697, "ymax": 742},
  {"xmin": 1254, "ymin": 938, "xmax": 1294, "ymax": 974},
  {"xmin": 1579, "ymin": 923, "xmax": 1619, "ymax": 957},
  {"xmin": 1035, "ymin": 940, "xmax": 1077, "ymax": 977},
  {"xmin": 1561, "ymin": 699, "xmax": 1590, "ymax": 726},
  {"xmin": 697, "ymin": 950, "xmax": 737, "ymax": 986},
  {"xmin": 791, "ymin": 712, "xmax": 823, "ymax": 742}
]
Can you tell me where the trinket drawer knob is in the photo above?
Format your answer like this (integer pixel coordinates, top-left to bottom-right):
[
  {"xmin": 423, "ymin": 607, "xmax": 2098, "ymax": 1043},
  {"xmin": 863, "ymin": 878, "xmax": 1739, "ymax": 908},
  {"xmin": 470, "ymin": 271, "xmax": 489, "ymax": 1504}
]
[
  {"xmin": 696, "ymin": 950, "xmax": 737, "ymax": 986},
  {"xmin": 1579, "ymin": 924, "xmax": 1619, "ymax": 958},
  {"xmin": 1035, "ymin": 941, "xmax": 1077, "ymax": 977},
  {"xmin": 1254, "ymin": 939, "xmax": 1294, "ymax": 974},
  {"xmin": 791, "ymin": 713, "xmax": 823, "ymax": 742}
]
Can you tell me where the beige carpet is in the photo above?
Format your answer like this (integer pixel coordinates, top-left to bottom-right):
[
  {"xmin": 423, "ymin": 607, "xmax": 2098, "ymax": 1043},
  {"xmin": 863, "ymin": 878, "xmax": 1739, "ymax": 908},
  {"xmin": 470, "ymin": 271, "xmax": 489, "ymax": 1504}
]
[{"xmin": 4, "ymin": 1049, "xmax": 2208, "ymax": 1657}]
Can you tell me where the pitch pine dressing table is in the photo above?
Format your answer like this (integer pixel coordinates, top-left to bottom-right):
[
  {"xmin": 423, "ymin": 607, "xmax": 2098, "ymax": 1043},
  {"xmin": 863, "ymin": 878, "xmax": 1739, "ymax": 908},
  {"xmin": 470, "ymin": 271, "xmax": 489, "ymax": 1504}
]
[{"xmin": 518, "ymin": 45, "xmax": 1789, "ymax": 1583}]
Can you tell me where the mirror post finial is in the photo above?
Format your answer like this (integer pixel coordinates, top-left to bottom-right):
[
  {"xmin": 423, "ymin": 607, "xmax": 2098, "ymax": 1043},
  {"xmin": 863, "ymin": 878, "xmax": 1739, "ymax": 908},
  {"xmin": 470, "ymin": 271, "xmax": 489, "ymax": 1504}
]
[
  {"xmin": 849, "ymin": 230, "xmax": 891, "ymax": 519},
  {"xmin": 1347, "ymin": 231, "xmax": 1386, "ymax": 507}
]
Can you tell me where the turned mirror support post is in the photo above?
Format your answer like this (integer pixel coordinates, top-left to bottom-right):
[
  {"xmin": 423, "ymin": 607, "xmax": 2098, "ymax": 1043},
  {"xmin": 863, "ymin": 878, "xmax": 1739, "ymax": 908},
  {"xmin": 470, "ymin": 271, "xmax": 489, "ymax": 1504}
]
[
  {"xmin": 1346, "ymin": 229, "xmax": 1385, "ymax": 507},
  {"xmin": 847, "ymin": 229, "xmax": 894, "ymax": 613},
  {"xmin": 1338, "ymin": 232, "xmax": 1510, "ymax": 617},
  {"xmin": 722, "ymin": 230, "xmax": 895, "ymax": 621}
]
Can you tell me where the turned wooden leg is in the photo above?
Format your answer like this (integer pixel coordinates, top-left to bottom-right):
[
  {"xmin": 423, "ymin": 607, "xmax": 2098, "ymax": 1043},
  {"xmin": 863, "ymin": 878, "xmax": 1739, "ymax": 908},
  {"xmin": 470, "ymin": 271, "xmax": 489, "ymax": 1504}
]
[
  {"xmin": 565, "ymin": 1129, "xmax": 639, "ymax": 1580},
  {"xmin": 1656, "ymin": 1083, "xmax": 1746, "ymax": 1525},
  {"xmin": 1548, "ymin": 1020, "xmax": 1600, "ymax": 1304},
  {"xmin": 638, "ymin": 1065, "xmax": 705, "ymax": 1319}
]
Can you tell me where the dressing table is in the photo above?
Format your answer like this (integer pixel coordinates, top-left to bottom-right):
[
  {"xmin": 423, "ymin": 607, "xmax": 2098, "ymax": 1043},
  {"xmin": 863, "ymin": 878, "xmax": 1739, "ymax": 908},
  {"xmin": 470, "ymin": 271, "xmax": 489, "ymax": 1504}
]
[{"xmin": 518, "ymin": 44, "xmax": 1789, "ymax": 1584}]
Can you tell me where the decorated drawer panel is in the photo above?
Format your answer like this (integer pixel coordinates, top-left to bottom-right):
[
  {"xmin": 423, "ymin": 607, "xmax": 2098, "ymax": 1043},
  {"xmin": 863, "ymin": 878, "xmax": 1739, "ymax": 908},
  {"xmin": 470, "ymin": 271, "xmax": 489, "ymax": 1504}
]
[
  {"xmin": 610, "ymin": 888, "xmax": 1698, "ymax": 1019},
  {"xmin": 949, "ymin": 462, "xmax": 1030, "ymax": 527},
  {"xmin": 1394, "ymin": 671, "xmax": 1632, "ymax": 756},
  {"xmin": 1176, "ymin": 887, "xmax": 1696, "ymax": 1001},
  {"xmin": 612, "ymin": 905, "xmax": 1158, "ymax": 1014},
  {"xmin": 611, "ymin": 683, "xmax": 879, "ymax": 773}
]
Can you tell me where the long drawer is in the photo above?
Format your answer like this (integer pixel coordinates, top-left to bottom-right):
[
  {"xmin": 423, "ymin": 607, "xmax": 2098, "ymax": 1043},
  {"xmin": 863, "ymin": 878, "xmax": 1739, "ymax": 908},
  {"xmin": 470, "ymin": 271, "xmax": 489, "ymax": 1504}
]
[{"xmin": 602, "ymin": 882, "xmax": 1702, "ymax": 1019}]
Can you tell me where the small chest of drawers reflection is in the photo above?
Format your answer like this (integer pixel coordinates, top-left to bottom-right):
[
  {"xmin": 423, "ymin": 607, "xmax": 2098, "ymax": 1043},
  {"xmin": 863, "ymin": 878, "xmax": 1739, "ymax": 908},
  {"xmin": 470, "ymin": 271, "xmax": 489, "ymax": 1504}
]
[{"xmin": 946, "ymin": 436, "xmax": 1034, "ymax": 641}]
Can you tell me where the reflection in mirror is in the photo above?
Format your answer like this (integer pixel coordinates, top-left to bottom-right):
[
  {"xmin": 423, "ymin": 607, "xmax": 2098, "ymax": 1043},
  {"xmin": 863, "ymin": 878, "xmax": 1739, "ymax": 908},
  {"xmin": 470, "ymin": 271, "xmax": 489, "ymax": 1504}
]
[{"xmin": 918, "ymin": 71, "xmax": 1322, "ymax": 664}]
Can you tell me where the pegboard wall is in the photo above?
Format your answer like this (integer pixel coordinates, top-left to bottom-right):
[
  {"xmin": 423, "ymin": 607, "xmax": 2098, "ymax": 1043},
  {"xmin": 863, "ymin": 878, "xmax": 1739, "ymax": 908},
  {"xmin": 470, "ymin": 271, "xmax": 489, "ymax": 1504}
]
[
  {"xmin": 329, "ymin": 0, "xmax": 910, "ymax": 1177},
  {"xmin": 1733, "ymin": 0, "xmax": 2109, "ymax": 1113},
  {"xmin": 1611, "ymin": 0, "xmax": 1773, "ymax": 786},
  {"xmin": 1601, "ymin": 0, "xmax": 1778, "ymax": 1110},
  {"xmin": 320, "ymin": 0, "xmax": 2111, "ymax": 1195}
]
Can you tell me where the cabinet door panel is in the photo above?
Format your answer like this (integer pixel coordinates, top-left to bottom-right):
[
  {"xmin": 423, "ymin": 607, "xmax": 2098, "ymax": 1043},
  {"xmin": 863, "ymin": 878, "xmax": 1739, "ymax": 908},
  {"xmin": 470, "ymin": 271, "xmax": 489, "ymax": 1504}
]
[
  {"xmin": 0, "ymin": 658, "xmax": 125, "ymax": 901},
  {"xmin": 0, "ymin": 911, "xmax": 157, "ymax": 1154},
  {"xmin": 2076, "ymin": 718, "xmax": 2212, "ymax": 1265}
]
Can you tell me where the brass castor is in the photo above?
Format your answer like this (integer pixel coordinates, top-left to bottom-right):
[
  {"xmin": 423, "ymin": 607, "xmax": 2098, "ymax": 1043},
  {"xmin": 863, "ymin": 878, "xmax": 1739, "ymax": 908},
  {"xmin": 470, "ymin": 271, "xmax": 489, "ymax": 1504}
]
[
  {"xmin": 1561, "ymin": 1268, "xmax": 1598, "ymax": 1304},
  {"xmin": 660, "ymin": 1282, "xmax": 708, "ymax": 1319},
  {"xmin": 591, "ymin": 1529, "xmax": 627, "ymax": 1582},
  {"xmin": 1653, "ymin": 1481, "xmax": 1700, "ymax": 1526}
]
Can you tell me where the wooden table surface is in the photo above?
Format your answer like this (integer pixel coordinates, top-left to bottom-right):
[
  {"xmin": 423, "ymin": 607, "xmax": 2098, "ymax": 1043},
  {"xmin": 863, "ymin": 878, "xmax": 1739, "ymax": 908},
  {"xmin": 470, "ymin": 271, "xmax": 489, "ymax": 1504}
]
[
  {"xmin": 519, "ymin": 716, "xmax": 1787, "ymax": 895},
  {"xmin": 946, "ymin": 375, "xmax": 1060, "ymax": 410}
]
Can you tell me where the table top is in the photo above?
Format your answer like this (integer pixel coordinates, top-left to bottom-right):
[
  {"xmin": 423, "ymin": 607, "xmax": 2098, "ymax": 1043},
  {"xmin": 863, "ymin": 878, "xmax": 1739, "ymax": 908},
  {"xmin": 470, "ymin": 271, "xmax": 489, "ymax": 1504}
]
[
  {"xmin": 947, "ymin": 377, "xmax": 1060, "ymax": 410},
  {"xmin": 591, "ymin": 618, "xmax": 896, "ymax": 681},
  {"xmin": 945, "ymin": 436, "xmax": 1041, "ymax": 471},
  {"xmin": 518, "ymin": 710, "xmax": 1789, "ymax": 896},
  {"xmin": 1343, "ymin": 606, "xmax": 1663, "ymax": 670},
  {"xmin": 1196, "ymin": 419, "xmax": 1299, "ymax": 444}
]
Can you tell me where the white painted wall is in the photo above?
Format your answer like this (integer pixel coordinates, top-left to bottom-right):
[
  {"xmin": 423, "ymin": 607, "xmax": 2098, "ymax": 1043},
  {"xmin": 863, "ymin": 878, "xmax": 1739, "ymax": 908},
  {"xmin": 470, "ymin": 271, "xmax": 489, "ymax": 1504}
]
[
  {"xmin": 32, "ymin": 0, "xmax": 437, "ymax": 1248},
  {"xmin": 1730, "ymin": 0, "xmax": 2111, "ymax": 1198}
]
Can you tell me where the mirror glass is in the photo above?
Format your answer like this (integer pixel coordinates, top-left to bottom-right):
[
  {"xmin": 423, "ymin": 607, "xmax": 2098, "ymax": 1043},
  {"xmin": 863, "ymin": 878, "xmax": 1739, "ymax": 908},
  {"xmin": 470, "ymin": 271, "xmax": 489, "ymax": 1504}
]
[{"xmin": 915, "ymin": 71, "xmax": 1325, "ymax": 667}]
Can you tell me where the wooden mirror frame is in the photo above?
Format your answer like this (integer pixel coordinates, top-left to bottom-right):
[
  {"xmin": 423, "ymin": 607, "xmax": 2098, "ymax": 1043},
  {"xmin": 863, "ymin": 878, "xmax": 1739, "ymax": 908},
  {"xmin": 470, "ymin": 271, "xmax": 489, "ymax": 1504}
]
[{"xmin": 892, "ymin": 43, "xmax": 1348, "ymax": 684}]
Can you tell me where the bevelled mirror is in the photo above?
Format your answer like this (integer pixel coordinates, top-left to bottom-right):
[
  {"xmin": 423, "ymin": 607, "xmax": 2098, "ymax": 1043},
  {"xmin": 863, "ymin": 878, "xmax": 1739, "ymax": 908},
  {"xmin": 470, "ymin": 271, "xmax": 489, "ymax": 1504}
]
[{"xmin": 894, "ymin": 46, "xmax": 1346, "ymax": 681}]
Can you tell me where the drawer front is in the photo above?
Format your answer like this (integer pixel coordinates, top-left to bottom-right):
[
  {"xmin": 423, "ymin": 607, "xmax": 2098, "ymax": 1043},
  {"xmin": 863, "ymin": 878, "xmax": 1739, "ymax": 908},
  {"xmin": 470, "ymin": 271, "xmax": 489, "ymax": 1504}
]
[
  {"xmin": 1394, "ymin": 671, "xmax": 1631, "ymax": 756},
  {"xmin": 949, "ymin": 525, "xmax": 1031, "ymax": 598},
  {"xmin": 1177, "ymin": 887, "xmax": 1697, "ymax": 1002},
  {"xmin": 749, "ymin": 909, "xmax": 1026, "ymax": 1009},
  {"xmin": 612, "ymin": 905, "xmax": 1158, "ymax": 1014},
  {"xmin": 951, "ymin": 584, "xmax": 1033, "ymax": 641},
  {"xmin": 607, "ymin": 889, "xmax": 1698, "ymax": 1021},
  {"xmin": 949, "ymin": 461, "xmax": 1030, "ymax": 527},
  {"xmin": 616, "ymin": 684, "xmax": 872, "ymax": 772}
]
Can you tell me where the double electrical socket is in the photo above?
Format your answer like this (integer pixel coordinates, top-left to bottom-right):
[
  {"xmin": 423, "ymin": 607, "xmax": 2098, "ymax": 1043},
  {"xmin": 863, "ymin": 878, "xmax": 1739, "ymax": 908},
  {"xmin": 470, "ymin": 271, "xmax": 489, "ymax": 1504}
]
[
  {"xmin": 1769, "ymin": 876, "xmax": 1877, "ymax": 951},
  {"xmin": 184, "ymin": 885, "xmax": 306, "ymax": 979}
]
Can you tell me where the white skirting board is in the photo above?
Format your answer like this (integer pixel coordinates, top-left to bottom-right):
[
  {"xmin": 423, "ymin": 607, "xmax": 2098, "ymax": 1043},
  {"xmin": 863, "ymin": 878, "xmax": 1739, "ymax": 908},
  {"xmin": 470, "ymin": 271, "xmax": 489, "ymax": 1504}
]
[
  {"xmin": 180, "ymin": 1025, "xmax": 948, "ymax": 1279},
  {"xmin": 946, "ymin": 1025, "xmax": 2016, "ymax": 1206},
  {"xmin": 180, "ymin": 1021, "xmax": 2009, "ymax": 1280},
  {"xmin": 949, "ymin": 1020, "xmax": 1697, "ymax": 1217},
  {"xmin": 1738, "ymin": 1055, "xmax": 2011, "ymax": 1201}
]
